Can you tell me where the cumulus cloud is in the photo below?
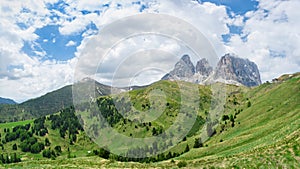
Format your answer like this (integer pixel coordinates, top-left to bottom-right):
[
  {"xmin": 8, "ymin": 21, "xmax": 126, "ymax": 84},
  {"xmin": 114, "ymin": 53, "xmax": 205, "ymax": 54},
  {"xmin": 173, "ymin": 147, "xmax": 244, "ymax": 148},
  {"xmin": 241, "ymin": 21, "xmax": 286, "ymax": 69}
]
[
  {"xmin": 73, "ymin": 0, "xmax": 228, "ymax": 87},
  {"xmin": 225, "ymin": 0, "xmax": 300, "ymax": 81},
  {"xmin": 59, "ymin": 13, "xmax": 99, "ymax": 35},
  {"xmin": 1, "ymin": 0, "xmax": 299, "ymax": 102},
  {"xmin": 0, "ymin": 59, "xmax": 75, "ymax": 103},
  {"xmin": 0, "ymin": 0, "xmax": 74, "ymax": 102},
  {"xmin": 74, "ymin": 12, "xmax": 220, "ymax": 87},
  {"xmin": 152, "ymin": 0, "xmax": 230, "ymax": 56}
]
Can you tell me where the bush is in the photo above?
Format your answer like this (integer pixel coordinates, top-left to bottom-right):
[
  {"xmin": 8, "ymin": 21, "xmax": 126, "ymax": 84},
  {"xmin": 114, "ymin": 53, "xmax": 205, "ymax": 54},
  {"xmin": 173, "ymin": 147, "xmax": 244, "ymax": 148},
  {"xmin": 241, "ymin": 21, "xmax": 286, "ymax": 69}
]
[
  {"xmin": 19, "ymin": 142, "xmax": 30, "ymax": 152},
  {"xmin": 177, "ymin": 161, "xmax": 187, "ymax": 168},
  {"xmin": 247, "ymin": 101, "xmax": 251, "ymax": 107},
  {"xmin": 42, "ymin": 149, "xmax": 51, "ymax": 158},
  {"xmin": 45, "ymin": 138, "xmax": 51, "ymax": 146},
  {"xmin": 222, "ymin": 115, "xmax": 229, "ymax": 121},
  {"xmin": 30, "ymin": 142, "xmax": 45, "ymax": 153},
  {"xmin": 54, "ymin": 145, "xmax": 62, "ymax": 153},
  {"xmin": 42, "ymin": 148, "xmax": 57, "ymax": 159},
  {"xmin": 193, "ymin": 138, "xmax": 203, "ymax": 148},
  {"xmin": 12, "ymin": 143, "xmax": 17, "ymax": 150}
]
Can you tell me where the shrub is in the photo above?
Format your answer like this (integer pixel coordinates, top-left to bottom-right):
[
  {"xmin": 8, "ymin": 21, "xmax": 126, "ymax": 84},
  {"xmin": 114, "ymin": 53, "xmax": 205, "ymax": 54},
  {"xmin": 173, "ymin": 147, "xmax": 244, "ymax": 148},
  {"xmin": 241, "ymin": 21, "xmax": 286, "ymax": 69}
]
[
  {"xmin": 54, "ymin": 145, "xmax": 62, "ymax": 153},
  {"xmin": 177, "ymin": 161, "xmax": 187, "ymax": 168},
  {"xmin": 30, "ymin": 142, "xmax": 44, "ymax": 153},
  {"xmin": 247, "ymin": 101, "xmax": 251, "ymax": 107},
  {"xmin": 12, "ymin": 143, "xmax": 17, "ymax": 150},
  {"xmin": 193, "ymin": 138, "xmax": 203, "ymax": 148},
  {"xmin": 184, "ymin": 145, "xmax": 189, "ymax": 153}
]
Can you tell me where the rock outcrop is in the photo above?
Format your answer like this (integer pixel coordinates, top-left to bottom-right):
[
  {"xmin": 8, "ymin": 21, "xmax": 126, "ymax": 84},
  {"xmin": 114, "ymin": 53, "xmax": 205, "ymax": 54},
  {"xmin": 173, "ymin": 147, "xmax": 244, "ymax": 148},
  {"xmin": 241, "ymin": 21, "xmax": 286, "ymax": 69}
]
[
  {"xmin": 214, "ymin": 54, "xmax": 261, "ymax": 87},
  {"xmin": 161, "ymin": 54, "xmax": 262, "ymax": 87}
]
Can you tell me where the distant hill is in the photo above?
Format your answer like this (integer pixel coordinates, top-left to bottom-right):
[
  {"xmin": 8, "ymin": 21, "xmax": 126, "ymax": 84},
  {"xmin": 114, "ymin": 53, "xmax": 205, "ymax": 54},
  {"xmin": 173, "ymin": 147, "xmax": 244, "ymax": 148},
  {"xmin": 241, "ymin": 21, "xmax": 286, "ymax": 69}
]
[
  {"xmin": 0, "ymin": 97, "xmax": 16, "ymax": 104},
  {"xmin": 0, "ymin": 79, "xmax": 115, "ymax": 123}
]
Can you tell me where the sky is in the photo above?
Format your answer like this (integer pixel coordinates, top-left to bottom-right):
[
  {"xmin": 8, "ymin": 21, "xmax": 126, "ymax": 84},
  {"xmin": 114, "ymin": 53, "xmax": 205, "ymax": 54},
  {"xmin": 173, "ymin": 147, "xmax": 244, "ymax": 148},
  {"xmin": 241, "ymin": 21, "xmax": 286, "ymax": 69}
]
[{"xmin": 0, "ymin": 0, "xmax": 299, "ymax": 103}]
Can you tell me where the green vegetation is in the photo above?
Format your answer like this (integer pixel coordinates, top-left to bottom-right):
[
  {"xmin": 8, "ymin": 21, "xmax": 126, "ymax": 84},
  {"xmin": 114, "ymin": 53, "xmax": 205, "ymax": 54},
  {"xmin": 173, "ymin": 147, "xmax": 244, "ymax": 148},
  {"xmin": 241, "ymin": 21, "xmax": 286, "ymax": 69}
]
[
  {"xmin": 177, "ymin": 160, "xmax": 187, "ymax": 168},
  {"xmin": 0, "ymin": 80, "xmax": 114, "ymax": 123},
  {"xmin": 0, "ymin": 73, "xmax": 299, "ymax": 168},
  {"xmin": 0, "ymin": 85, "xmax": 73, "ymax": 123}
]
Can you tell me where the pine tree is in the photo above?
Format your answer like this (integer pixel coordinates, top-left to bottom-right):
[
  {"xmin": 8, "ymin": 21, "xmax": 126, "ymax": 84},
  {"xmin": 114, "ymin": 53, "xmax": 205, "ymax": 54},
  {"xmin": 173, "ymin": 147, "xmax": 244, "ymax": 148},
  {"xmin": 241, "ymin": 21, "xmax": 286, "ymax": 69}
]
[
  {"xmin": 12, "ymin": 143, "xmax": 17, "ymax": 150},
  {"xmin": 45, "ymin": 138, "xmax": 51, "ymax": 146}
]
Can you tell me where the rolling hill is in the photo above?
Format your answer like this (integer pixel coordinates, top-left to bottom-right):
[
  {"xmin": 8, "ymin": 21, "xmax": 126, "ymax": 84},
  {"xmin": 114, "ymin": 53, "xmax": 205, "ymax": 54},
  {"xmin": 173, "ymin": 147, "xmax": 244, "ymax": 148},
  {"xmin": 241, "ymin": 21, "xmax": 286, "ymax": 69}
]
[
  {"xmin": 0, "ymin": 73, "xmax": 299, "ymax": 168},
  {"xmin": 0, "ymin": 79, "xmax": 115, "ymax": 123}
]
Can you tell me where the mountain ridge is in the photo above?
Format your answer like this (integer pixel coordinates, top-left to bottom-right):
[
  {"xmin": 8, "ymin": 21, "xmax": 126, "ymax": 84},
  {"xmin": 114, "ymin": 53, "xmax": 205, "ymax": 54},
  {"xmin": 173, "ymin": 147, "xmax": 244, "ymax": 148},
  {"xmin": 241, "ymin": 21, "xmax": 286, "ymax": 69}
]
[
  {"xmin": 0, "ymin": 77, "xmax": 150, "ymax": 123},
  {"xmin": 0, "ymin": 97, "xmax": 17, "ymax": 105},
  {"xmin": 162, "ymin": 54, "xmax": 262, "ymax": 87},
  {"xmin": 0, "ymin": 79, "xmax": 116, "ymax": 122}
]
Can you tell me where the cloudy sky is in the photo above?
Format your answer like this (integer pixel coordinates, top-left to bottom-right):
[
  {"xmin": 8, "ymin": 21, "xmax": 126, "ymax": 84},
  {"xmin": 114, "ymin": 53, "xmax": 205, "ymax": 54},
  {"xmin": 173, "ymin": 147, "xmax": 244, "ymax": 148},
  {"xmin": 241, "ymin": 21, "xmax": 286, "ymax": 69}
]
[{"xmin": 0, "ymin": 0, "xmax": 299, "ymax": 103}]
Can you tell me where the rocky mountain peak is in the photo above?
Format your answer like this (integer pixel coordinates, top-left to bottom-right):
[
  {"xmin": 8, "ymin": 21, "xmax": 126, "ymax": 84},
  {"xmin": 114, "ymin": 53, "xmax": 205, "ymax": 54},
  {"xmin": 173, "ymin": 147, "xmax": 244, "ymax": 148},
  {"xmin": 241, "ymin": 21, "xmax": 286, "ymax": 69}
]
[
  {"xmin": 162, "ymin": 54, "xmax": 262, "ymax": 87},
  {"xmin": 162, "ymin": 54, "xmax": 195, "ymax": 80},
  {"xmin": 215, "ymin": 54, "xmax": 261, "ymax": 87},
  {"xmin": 196, "ymin": 58, "xmax": 213, "ymax": 77},
  {"xmin": 181, "ymin": 54, "xmax": 192, "ymax": 64}
]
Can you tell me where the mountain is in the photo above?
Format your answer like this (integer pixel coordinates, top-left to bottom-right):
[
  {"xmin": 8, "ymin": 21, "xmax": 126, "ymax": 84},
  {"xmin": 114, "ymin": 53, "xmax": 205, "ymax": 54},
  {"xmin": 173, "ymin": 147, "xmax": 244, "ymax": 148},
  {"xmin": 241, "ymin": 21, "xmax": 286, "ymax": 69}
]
[
  {"xmin": 195, "ymin": 58, "xmax": 213, "ymax": 77},
  {"xmin": 162, "ymin": 54, "xmax": 262, "ymax": 87},
  {"xmin": 0, "ymin": 78, "xmax": 116, "ymax": 123},
  {"xmin": 214, "ymin": 54, "xmax": 261, "ymax": 87},
  {"xmin": 0, "ymin": 97, "xmax": 16, "ymax": 104},
  {"xmin": 162, "ymin": 54, "xmax": 195, "ymax": 80},
  {"xmin": 1, "ymin": 72, "xmax": 299, "ymax": 168}
]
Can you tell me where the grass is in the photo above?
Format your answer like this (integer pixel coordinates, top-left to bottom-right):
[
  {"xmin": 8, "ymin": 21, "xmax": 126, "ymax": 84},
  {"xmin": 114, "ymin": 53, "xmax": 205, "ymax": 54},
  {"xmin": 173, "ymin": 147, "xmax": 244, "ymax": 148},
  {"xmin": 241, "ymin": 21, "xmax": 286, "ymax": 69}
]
[
  {"xmin": 0, "ymin": 120, "xmax": 33, "ymax": 129},
  {"xmin": 1, "ymin": 74, "xmax": 300, "ymax": 168}
]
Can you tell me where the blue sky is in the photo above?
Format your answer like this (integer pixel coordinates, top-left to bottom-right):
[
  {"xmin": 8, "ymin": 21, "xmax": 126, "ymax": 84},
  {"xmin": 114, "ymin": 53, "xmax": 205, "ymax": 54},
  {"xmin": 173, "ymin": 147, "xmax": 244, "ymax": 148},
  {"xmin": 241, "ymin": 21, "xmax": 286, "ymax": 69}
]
[
  {"xmin": 201, "ymin": 0, "xmax": 258, "ymax": 15},
  {"xmin": 0, "ymin": 0, "xmax": 299, "ymax": 102},
  {"xmin": 18, "ymin": 0, "xmax": 258, "ymax": 62}
]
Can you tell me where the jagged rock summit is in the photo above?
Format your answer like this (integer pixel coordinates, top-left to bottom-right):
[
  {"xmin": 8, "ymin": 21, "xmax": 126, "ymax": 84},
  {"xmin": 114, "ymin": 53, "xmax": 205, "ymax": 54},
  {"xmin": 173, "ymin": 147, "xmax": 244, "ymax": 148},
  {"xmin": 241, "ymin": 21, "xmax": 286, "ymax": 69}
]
[
  {"xmin": 162, "ymin": 54, "xmax": 195, "ymax": 80},
  {"xmin": 162, "ymin": 54, "xmax": 262, "ymax": 87},
  {"xmin": 214, "ymin": 54, "xmax": 261, "ymax": 87}
]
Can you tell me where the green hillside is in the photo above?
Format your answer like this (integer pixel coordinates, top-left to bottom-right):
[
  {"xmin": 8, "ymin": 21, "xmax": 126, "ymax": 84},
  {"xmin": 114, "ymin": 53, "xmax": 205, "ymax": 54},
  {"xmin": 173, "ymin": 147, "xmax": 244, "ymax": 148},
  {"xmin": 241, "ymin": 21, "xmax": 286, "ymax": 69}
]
[
  {"xmin": 0, "ymin": 79, "xmax": 114, "ymax": 123},
  {"xmin": 0, "ymin": 85, "xmax": 73, "ymax": 123},
  {"xmin": 0, "ymin": 73, "xmax": 299, "ymax": 168}
]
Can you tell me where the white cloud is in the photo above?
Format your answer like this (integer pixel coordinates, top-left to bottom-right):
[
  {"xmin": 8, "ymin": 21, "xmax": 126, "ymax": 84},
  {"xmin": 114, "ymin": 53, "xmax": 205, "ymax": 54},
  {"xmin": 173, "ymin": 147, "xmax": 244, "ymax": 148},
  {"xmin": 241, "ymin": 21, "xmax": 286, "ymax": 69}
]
[
  {"xmin": 0, "ymin": 0, "xmax": 73, "ymax": 102},
  {"xmin": 59, "ymin": 13, "xmax": 99, "ymax": 35},
  {"xmin": 73, "ymin": 0, "xmax": 230, "ymax": 87},
  {"xmin": 0, "ymin": 0, "xmax": 243, "ymax": 101},
  {"xmin": 66, "ymin": 40, "xmax": 76, "ymax": 47},
  {"xmin": 226, "ymin": 0, "xmax": 300, "ymax": 81},
  {"xmin": 0, "ymin": 59, "xmax": 76, "ymax": 103},
  {"xmin": 1, "ymin": 0, "xmax": 299, "ymax": 102}
]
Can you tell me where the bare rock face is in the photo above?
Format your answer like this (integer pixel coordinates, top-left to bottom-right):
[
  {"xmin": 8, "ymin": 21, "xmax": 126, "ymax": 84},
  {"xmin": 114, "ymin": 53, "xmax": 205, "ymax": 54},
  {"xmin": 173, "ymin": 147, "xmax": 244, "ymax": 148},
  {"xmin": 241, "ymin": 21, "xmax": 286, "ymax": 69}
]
[
  {"xmin": 214, "ymin": 54, "xmax": 261, "ymax": 87},
  {"xmin": 162, "ymin": 54, "xmax": 262, "ymax": 87},
  {"xmin": 196, "ymin": 58, "xmax": 213, "ymax": 77},
  {"xmin": 162, "ymin": 55, "xmax": 195, "ymax": 80}
]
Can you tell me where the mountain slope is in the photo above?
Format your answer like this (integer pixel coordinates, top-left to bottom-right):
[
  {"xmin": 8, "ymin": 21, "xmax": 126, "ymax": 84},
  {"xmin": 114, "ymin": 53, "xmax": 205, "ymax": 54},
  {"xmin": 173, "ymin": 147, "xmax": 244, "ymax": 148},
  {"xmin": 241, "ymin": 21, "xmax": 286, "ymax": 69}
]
[
  {"xmin": 0, "ymin": 97, "xmax": 16, "ymax": 105},
  {"xmin": 0, "ymin": 79, "xmax": 114, "ymax": 123},
  {"xmin": 176, "ymin": 72, "xmax": 300, "ymax": 168},
  {"xmin": 1, "ymin": 73, "xmax": 299, "ymax": 168}
]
